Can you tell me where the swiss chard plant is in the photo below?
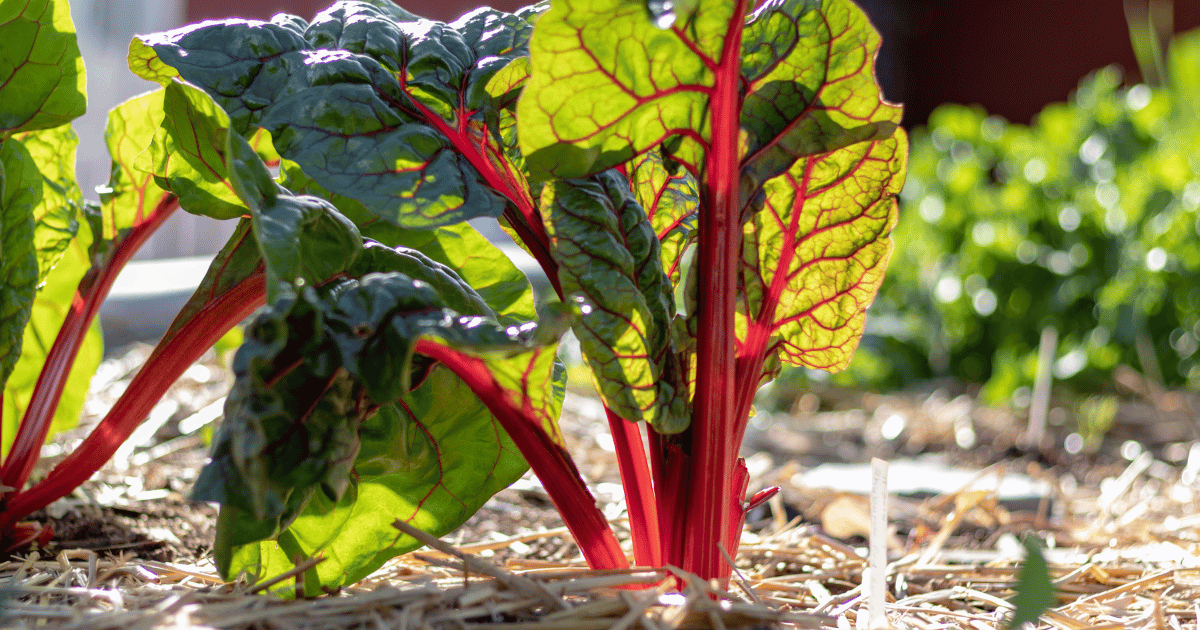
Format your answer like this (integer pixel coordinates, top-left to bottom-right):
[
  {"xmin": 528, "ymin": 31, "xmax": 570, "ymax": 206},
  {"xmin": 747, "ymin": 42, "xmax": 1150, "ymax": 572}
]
[{"xmin": 0, "ymin": 0, "xmax": 905, "ymax": 591}]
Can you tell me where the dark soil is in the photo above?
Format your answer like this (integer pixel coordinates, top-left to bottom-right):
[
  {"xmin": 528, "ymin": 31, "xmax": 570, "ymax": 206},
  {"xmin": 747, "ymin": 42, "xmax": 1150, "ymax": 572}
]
[{"xmin": 34, "ymin": 501, "xmax": 217, "ymax": 563}]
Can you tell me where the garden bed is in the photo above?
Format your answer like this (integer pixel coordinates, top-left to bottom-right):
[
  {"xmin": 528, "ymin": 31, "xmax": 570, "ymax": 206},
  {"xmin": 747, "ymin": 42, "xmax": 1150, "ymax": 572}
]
[{"xmin": 5, "ymin": 346, "xmax": 1199, "ymax": 629}]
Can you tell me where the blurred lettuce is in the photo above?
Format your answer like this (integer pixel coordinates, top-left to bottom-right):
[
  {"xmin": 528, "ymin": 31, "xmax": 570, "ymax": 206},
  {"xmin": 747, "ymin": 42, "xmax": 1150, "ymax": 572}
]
[{"xmin": 809, "ymin": 29, "xmax": 1200, "ymax": 402}]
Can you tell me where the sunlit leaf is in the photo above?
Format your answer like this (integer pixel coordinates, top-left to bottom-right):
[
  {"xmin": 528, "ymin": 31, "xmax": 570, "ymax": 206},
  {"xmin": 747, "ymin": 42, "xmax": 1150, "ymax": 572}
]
[
  {"xmin": 0, "ymin": 0, "xmax": 86, "ymax": 135},
  {"xmin": 740, "ymin": 131, "xmax": 906, "ymax": 372}
]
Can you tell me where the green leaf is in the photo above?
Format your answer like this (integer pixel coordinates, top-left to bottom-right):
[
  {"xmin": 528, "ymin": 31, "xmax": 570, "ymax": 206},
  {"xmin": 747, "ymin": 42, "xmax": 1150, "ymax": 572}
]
[
  {"xmin": 1006, "ymin": 537, "xmax": 1055, "ymax": 630},
  {"xmin": 92, "ymin": 90, "xmax": 172, "ymax": 258},
  {"xmin": 0, "ymin": 124, "xmax": 83, "ymax": 407},
  {"xmin": 0, "ymin": 0, "xmax": 86, "ymax": 135},
  {"xmin": 739, "ymin": 0, "xmax": 901, "ymax": 191},
  {"xmin": 137, "ymin": 82, "xmax": 250, "ymax": 220},
  {"xmin": 129, "ymin": 19, "xmax": 309, "ymax": 129},
  {"xmin": 15, "ymin": 125, "xmax": 82, "ymax": 280},
  {"xmin": 231, "ymin": 367, "xmax": 531, "ymax": 590},
  {"xmin": 517, "ymin": 0, "xmax": 730, "ymax": 179},
  {"xmin": 541, "ymin": 170, "xmax": 688, "ymax": 432},
  {"xmin": 0, "ymin": 140, "xmax": 39, "ymax": 394},
  {"xmin": 198, "ymin": 264, "xmax": 562, "ymax": 589},
  {"xmin": 135, "ymin": 1, "xmax": 541, "ymax": 230},
  {"xmin": 739, "ymin": 130, "xmax": 907, "ymax": 372},
  {"xmin": 484, "ymin": 56, "xmax": 531, "ymax": 110},
  {"xmin": 627, "ymin": 149, "xmax": 698, "ymax": 286},
  {"xmin": 518, "ymin": 0, "xmax": 899, "ymax": 188},
  {"xmin": 224, "ymin": 131, "xmax": 362, "ymax": 300},
  {"xmin": 2, "ymin": 212, "xmax": 100, "ymax": 457},
  {"xmin": 283, "ymin": 162, "xmax": 537, "ymax": 325}
]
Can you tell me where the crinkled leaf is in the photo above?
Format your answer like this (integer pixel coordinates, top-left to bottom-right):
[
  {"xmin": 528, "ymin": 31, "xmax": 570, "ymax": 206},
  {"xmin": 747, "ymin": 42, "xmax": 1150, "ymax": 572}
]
[
  {"xmin": 0, "ymin": 0, "xmax": 86, "ymax": 135},
  {"xmin": 128, "ymin": 18, "xmax": 309, "ymax": 127},
  {"xmin": 284, "ymin": 162, "xmax": 537, "ymax": 324},
  {"xmin": 627, "ymin": 149, "xmax": 698, "ymax": 286},
  {"xmin": 229, "ymin": 367, "xmax": 531, "ymax": 591},
  {"xmin": 198, "ymin": 266, "xmax": 562, "ymax": 589},
  {"xmin": 0, "ymin": 140, "xmax": 39, "ymax": 394},
  {"xmin": 541, "ymin": 170, "xmax": 687, "ymax": 432},
  {"xmin": 224, "ymin": 130, "xmax": 362, "ymax": 300},
  {"xmin": 739, "ymin": 131, "xmax": 906, "ymax": 372},
  {"xmin": 2, "ymin": 212, "xmax": 100, "ymax": 457},
  {"xmin": 15, "ymin": 125, "xmax": 82, "ymax": 280},
  {"xmin": 738, "ymin": 0, "xmax": 901, "ymax": 193},
  {"xmin": 134, "ymin": 1, "xmax": 541, "ymax": 229}
]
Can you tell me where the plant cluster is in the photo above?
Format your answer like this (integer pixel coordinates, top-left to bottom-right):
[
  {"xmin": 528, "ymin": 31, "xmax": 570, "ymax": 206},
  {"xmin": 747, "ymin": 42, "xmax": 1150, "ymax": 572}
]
[
  {"xmin": 0, "ymin": 0, "xmax": 905, "ymax": 591},
  {"xmin": 829, "ymin": 30, "xmax": 1200, "ymax": 404}
]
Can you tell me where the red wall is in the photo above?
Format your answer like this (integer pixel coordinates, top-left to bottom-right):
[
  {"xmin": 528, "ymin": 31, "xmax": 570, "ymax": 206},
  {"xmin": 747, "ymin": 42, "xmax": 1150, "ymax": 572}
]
[{"xmin": 882, "ymin": 1, "xmax": 1200, "ymax": 125}]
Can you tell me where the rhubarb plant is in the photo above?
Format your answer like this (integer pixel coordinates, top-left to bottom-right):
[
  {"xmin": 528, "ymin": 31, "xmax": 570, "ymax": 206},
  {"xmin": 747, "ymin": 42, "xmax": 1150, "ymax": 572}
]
[{"xmin": 0, "ymin": 0, "xmax": 904, "ymax": 592}]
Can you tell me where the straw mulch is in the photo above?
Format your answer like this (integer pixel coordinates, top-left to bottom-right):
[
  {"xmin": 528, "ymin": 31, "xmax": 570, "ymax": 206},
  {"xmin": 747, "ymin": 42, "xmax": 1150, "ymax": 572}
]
[{"xmin": 4, "ymin": 346, "xmax": 1199, "ymax": 629}]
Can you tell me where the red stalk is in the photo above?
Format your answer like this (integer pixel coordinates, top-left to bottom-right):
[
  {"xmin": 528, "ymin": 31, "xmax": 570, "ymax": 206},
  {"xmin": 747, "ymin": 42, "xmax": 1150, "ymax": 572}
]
[
  {"xmin": 605, "ymin": 408, "xmax": 661, "ymax": 567},
  {"xmin": 415, "ymin": 339, "xmax": 628, "ymax": 571},
  {"xmin": 0, "ymin": 266, "xmax": 266, "ymax": 528},
  {"xmin": 674, "ymin": 4, "xmax": 749, "ymax": 580},
  {"xmin": 0, "ymin": 194, "xmax": 180, "ymax": 497},
  {"xmin": 404, "ymin": 98, "xmax": 563, "ymax": 299}
]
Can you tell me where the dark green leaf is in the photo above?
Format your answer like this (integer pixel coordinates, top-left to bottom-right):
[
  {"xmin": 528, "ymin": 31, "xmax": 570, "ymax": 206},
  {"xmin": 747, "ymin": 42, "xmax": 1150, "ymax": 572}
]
[
  {"xmin": 224, "ymin": 131, "xmax": 362, "ymax": 299},
  {"xmin": 230, "ymin": 367, "xmax": 531, "ymax": 590},
  {"xmin": 135, "ymin": 1, "xmax": 541, "ymax": 230},
  {"xmin": 129, "ymin": 19, "xmax": 309, "ymax": 130},
  {"xmin": 198, "ymin": 262, "xmax": 564, "ymax": 589},
  {"xmin": 0, "ymin": 0, "xmax": 86, "ymax": 135},
  {"xmin": 541, "ymin": 171, "xmax": 688, "ymax": 432},
  {"xmin": 283, "ymin": 162, "xmax": 538, "ymax": 325}
]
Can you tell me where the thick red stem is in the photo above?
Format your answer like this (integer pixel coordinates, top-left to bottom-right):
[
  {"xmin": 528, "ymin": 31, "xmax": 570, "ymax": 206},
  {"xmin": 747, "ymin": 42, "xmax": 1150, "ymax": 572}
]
[
  {"xmin": 415, "ymin": 339, "xmax": 627, "ymax": 571},
  {"xmin": 408, "ymin": 100, "xmax": 563, "ymax": 299},
  {"xmin": 605, "ymin": 408, "xmax": 661, "ymax": 567},
  {"xmin": 0, "ymin": 266, "xmax": 266, "ymax": 528},
  {"xmin": 675, "ymin": 5, "xmax": 749, "ymax": 581},
  {"xmin": 0, "ymin": 195, "xmax": 180, "ymax": 497}
]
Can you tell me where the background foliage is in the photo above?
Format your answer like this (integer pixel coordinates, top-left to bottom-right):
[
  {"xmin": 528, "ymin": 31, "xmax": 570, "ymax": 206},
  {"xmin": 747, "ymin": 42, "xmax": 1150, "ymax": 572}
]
[{"xmin": 799, "ymin": 28, "xmax": 1200, "ymax": 405}]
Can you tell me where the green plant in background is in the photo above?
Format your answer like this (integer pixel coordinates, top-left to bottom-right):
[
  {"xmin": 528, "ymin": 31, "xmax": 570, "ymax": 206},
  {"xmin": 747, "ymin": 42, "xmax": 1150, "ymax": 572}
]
[{"xmin": 829, "ymin": 29, "xmax": 1200, "ymax": 403}]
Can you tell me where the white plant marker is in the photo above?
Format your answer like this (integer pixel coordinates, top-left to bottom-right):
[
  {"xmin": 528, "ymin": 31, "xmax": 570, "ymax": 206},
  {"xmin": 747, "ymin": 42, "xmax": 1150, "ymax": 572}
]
[
  {"xmin": 857, "ymin": 458, "xmax": 889, "ymax": 630},
  {"xmin": 1026, "ymin": 325, "xmax": 1058, "ymax": 450}
]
